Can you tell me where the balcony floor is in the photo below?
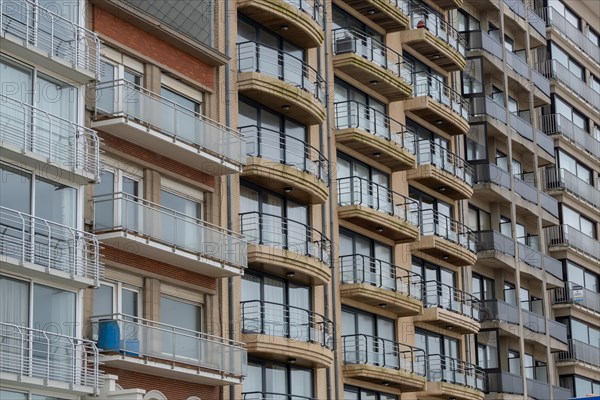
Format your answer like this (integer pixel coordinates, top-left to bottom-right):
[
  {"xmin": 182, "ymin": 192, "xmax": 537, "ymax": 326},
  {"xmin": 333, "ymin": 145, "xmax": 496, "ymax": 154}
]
[
  {"xmin": 342, "ymin": 364, "xmax": 427, "ymax": 392},
  {"xmin": 411, "ymin": 235, "xmax": 477, "ymax": 267},
  {"xmin": 341, "ymin": 0, "xmax": 409, "ymax": 31},
  {"xmin": 242, "ymin": 334, "xmax": 333, "ymax": 368},
  {"xmin": 399, "ymin": 29, "xmax": 466, "ymax": 72},
  {"xmin": 340, "ymin": 283, "xmax": 423, "ymax": 317},
  {"xmin": 404, "ymin": 96, "xmax": 469, "ymax": 136},
  {"xmin": 414, "ymin": 307, "xmax": 480, "ymax": 334},
  {"xmin": 408, "ymin": 164, "xmax": 473, "ymax": 200},
  {"xmin": 418, "ymin": 381, "xmax": 484, "ymax": 400},
  {"xmin": 338, "ymin": 205, "xmax": 419, "ymax": 243}
]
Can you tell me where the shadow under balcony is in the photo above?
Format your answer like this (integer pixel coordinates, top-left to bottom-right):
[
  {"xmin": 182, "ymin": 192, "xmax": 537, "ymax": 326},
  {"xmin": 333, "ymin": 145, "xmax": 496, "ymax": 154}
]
[
  {"xmin": 241, "ymin": 300, "xmax": 333, "ymax": 368},
  {"xmin": 474, "ymin": 230, "xmax": 516, "ymax": 271},
  {"xmin": 240, "ymin": 212, "xmax": 331, "ymax": 285},
  {"xmin": 342, "ymin": 334, "xmax": 427, "ymax": 392},
  {"xmin": 93, "ymin": 193, "xmax": 247, "ymax": 277},
  {"xmin": 90, "ymin": 314, "xmax": 246, "ymax": 386},
  {"xmin": 420, "ymin": 354, "xmax": 486, "ymax": 400},
  {"xmin": 340, "ymin": 0, "xmax": 410, "ymax": 31},
  {"xmin": 339, "ymin": 254, "xmax": 423, "ymax": 317}
]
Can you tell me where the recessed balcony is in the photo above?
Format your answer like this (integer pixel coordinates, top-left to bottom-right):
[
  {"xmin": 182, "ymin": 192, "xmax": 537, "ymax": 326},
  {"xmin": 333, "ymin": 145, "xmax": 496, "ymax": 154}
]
[
  {"xmin": 486, "ymin": 371, "xmax": 523, "ymax": 396},
  {"xmin": 411, "ymin": 209, "xmax": 477, "ymax": 266},
  {"xmin": 464, "ymin": 30, "xmax": 504, "ymax": 74},
  {"xmin": 339, "ymin": 254, "xmax": 423, "ymax": 317},
  {"xmin": 337, "ymin": 176, "xmax": 420, "ymax": 243},
  {"xmin": 527, "ymin": 378, "xmax": 572, "ymax": 400},
  {"xmin": 421, "ymin": 354, "xmax": 486, "ymax": 400},
  {"xmin": 409, "ymin": 139, "xmax": 473, "ymax": 200},
  {"xmin": 237, "ymin": 41, "xmax": 325, "ymax": 125},
  {"xmin": 93, "ymin": 193, "xmax": 247, "ymax": 277},
  {"xmin": 1, "ymin": 94, "xmax": 100, "ymax": 184},
  {"xmin": 340, "ymin": 0, "xmax": 410, "ymax": 31},
  {"xmin": 401, "ymin": 5, "xmax": 467, "ymax": 72},
  {"xmin": 475, "ymin": 230, "xmax": 516, "ymax": 271},
  {"xmin": 241, "ymin": 300, "xmax": 333, "ymax": 368},
  {"xmin": 92, "ymin": 80, "xmax": 245, "ymax": 175},
  {"xmin": 404, "ymin": 75, "xmax": 470, "ymax": 136},
  {"xmin": 90, "ymin": 314, "xmax": 246, "ymax": 386},
  {"xmin": 240, "ymin": 212, "xmax": 331, "ymax": 286},
  {"xmin": 0, "ymin": 206, "xmax": 100, "ymax": 288},
  {"xmin": 237, "ymin": 0, "xmax": 324, "ymax": 48},
  {"xmin": 333, "ymin": 101, "xmax": 417, "ymax": 171},
  {"xmin": 342, "ymin": 334, "xmax": 427, "ymax": 392},
  {"xmin": 240, "ymin": 125, "xmax": 329, "ymax": 204},
  {"xmin": 0, "ymin": 0, "xmax": 100, "ymax": 83},
  {"xmin": 332, "ymin": 28, "xmax": 413, "ymax": 100},
  {"xmin": 469, "ymin": 97, "xmax": 508, "ymax": 138},
  {"xmin": 0, "ymin": 322, "xmax": 101, "ymax": 395}
]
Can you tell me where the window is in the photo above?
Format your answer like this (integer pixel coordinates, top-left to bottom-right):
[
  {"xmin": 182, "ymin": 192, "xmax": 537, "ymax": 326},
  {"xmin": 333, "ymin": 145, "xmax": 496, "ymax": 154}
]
[
  {"xmin": 550, "ymin": 42, "xmax": 584, "ymax": 78},
  {"xmin": 562, "ymin": 205, "xmax": 596, "ymax": 238},
  {"xmin": 466, "ymin": 124, "xmax": 487, "ymax": 162},
  {"xmin": 508, "ymin": 350, "xmax": 520, "ymax": 375},
  {"xmin": 488, "ymin": 23, "xmax": 500, "ymax": 42},
  {"xmin": 468, "ymin": 205, "xmax": 491, "ymax": 232},
  {"xmin": 416, "ymin": 329, "xmax": 460, "ymax": 379},
  {"xmin": 409, "ymin": 187, "xmax": 453, "ymax": 238},
  {"xmin": 554, "ymin": 96, "xmax": 588, "ymax": 131},
  {"xmin": 504, "ymin": 35, "xmax": 514, "ymax": 52},
  {"xmin": 504, "ymin": 282, "xmax": 517, "ymax": 306},
  {"xmin": 472, "ymin": 274, "xmax": 494, "ymax": 301},
  {"xmin": 413, "ymin": 257, "xmax": 456, "ymax": 309},
  {"xmin": 342, "ymin": 307, "xmax": 395, "ymax": 341},
  {"xmin": 456, "ymin": 10, "xmax": 480, "ymax": 33},
  {"xmin": 549, "ymin": 0, "xmax": 580, "ymax": 29},
  {"xmin": 560, "ymin": 375, "xmax": 600, "ymax": 397},
  {"xmin": 591, "ymin": 75, "xmax": 600, "ymax": 94},
  {"xmin": 562, "ymin": 318, "xmax": 600, "ymax": 347},
  {"xmin": 334, "ymin": 79, "xmax": 387, "ymax": 135},
  {"xmin": 499, "ymin": 216, "xmax": 511, "ymax": 238},
  {"xmin": 566, "ymin": 261, "xmax": 599, "ymax": 291},
  {"xmin": 94, "ymin": 167, "xmax": 142, "ymax": 231},
  {"xmin": 476, "ymin": 330, "xmax": 498, "ymax": 369},
  {"xmin": 339, "ymin": 229, "xmax": 394, "ymax": 289},
  {"xmin": 245, "ymin": 360, "xmax": 313, "ymax": 400},
  {"xmin": 588, "ymin": 28, "xmax": 600, "ymax": 46},
  {"xmin": 332, "ymin": 5, "xmax": 384, "ymax": 42},
  {"xmin": 556, "ymin": 149, "xmax": 593, "ymax": 184},
  {"xmin": 344, "ymin": 386, "xmax": 396, "ymax": 400},
  {"xmin": 93, "ymin": 283, "xmax": 141, "ymax": 318}
]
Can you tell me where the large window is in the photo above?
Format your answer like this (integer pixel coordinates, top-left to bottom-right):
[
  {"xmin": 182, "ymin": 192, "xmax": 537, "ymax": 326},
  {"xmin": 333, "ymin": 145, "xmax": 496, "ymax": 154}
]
[
  {"xmin": 339, "ymin": 229, "xmax": 394, "ymax": 288},
  {"xmin": 548, "ymin": 0, "xmax": 581, "ymax": 29},
  {"xmin": 554, "ymin": 96, "xmax": 588, "ymax": 131},
  {"xmin": 476, "ymin": 330, "xmax": 498, "ymax": 369},
  {"xmin": 560, "ymin": 375, "xmax": 600, "ymax": 397},
  {"xmin": 472, "ymin": 273, "xmax": 494, "ymax": 301},
  {"xmin": 550, "ymin": 42, "xmax": 584, "ymax": 78},
  {"xmin": 562, "ymin": 205, "xmax": 596, "ymax": 238},
  {"xmin": 560, "ymin": 318, "xmax": 600, "ymax": 347},
  {"xmin": 468, "ymin": 205, "xmax": 491, "ymax": 232},
  {"xmin": 342, "ymin": 307, "xmax": 396, "ymax": 366},
  {"xmin": 412, "ymin": 257, "xmax": 456, "ymax": 308},
  {"xmin": 416, "ymin": 329, "xmax": 460, "ymax": 371},
  {"xmin": 344, "ymin": 386, "xmax": 396, "ymax": 400},
  {"xmin": 566, "ymin": 260, "xmax": 599, "ymax": 291},
  {"xmin": 244, "ymin": 359, "xmax": 312, "ymax": 400},
  {"xmin": 556, "ymin": 149, "xmax": 593, "ymax": 184},
  {"xmin": 334, "ymin": 79, "xmax": 387, "ymax": 135}
]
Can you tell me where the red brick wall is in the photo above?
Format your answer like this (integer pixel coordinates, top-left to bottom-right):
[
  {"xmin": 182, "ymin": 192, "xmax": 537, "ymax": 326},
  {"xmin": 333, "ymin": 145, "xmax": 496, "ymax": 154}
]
[
  {"xmin": 93, "ymin": 6, "xmax": 214, "ymax": 89},
  {"xmin": 103, "ymin": 367, "xmax": 220, "ymax": 400}
]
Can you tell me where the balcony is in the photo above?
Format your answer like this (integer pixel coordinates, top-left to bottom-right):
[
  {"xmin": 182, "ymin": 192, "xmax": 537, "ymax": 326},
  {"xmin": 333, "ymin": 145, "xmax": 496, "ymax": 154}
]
[
  {"xmin": 409, "ymin": 139, "xmax": 473, "ymax": 200},
  {"xmin": 475, "ymin": 230, "xmax": 516, "ymax": 270},
  {"xmin": 517, "ymin": 242, "xmax": 564, "ymax": 283},
  {"xmin": 0, "ymin": 206, "xmax": 101, "ymax": 288},
  {"xmin": 332, "ymin": 29, "xmax": 413, "ymax": 100},
  {"xmin": 411, "ymin": 209, "xmax": 477, "ymax": 266},
  {"xmin": 538, "ymin": 60, "xmax": 600, "ymax": 111},
  {"xmin": 401, "ymin": 5, "xmax": 467, "ymax": 72},
  {"xmin": 0, "ymin": 0, "xmax": 100, "ymax": 83},
  {"xmin": 93, "ymin": 193, "xmax": 247, "ymax": 277},
  {"xmin": 540, "ymin": 113, "xmax": 600, "ymax": 160},
  {"xmin": 241, "ymin": 300, "xmax": 333, "ymax": 368},
  {"xmin": 556, "ymin": 339, "xmax": 600, "ymax": 369},
  {"xmin": 528, "ymin": 9, "xmax": 547, "ymax": 41},
  {"xmin": 536, "ymin": 128, "xmax": 555, "ymax": 164},
  {"xmin": 421, "ymin": 354, "xmax": 486, "ymax": 400},
  {"xmin": 469, "ymin": 97, "xmax": 508, "ymax": 137},
  {"xmin": 339, "ymin": 254, "xmax": 423, "ymax": 317},
  {"xmin": 551, "ymin": 282, "xmax": 600, "ymax": 315},
  {"xmin": 505, "ymin": 51, "xmax": 530, "ymax": 89},
  {"xmin": 503, "ymin": 0, "xmax": 526, "ymax": 20},
  {"xmin": 333, "ymin": 101, "xmax": 416, "ymax": 170},
  {"xmin": 237, "ymin": 41, "xmax": 325, "ymax": 125},
  {"xmin": 240, "ymin": 212, "xmax": 330, "ymax": 285},
  {"xmin": 0, "ymin": 94, "xmax": 100, "ymax": 183},
  {"xmin": 404, "ymin": 76, "xmax": 470, "ymax": 136},
  {"xmin": 486, "ymin": 371, "xmax": 523, "ymax": 395},
  {"xmin": 509, "ymin": 112, "xmax": 534, "ymax": 142},
  {"xmin": 337, "ymin": 176, "xmax": 420, "ymax": 243},
  {"xmin": 465, "ymin": 30, "xmax": 503, "ymax": 73},
  {"xmin": 240, "ymin": 125, "xmax": 328, "ymax": 204},
  {"xmin": 472, "ymin": 164, "xmax": 512, "ymax": 204},
  {"xmin": 92, "ymin": 80, "xmax": 245, "ymax": 175},
  {"xmin": 415, "ymin": 281, "xmax": 480, "ymax": 334},
  {"xmin": 340, "ymin": 0, "xmax": 410, "ymax": 31},
  {"xmin": 342, "ymin": 334, "xmax": 426, "ymax": 392},
  {"xmin": 90, "ymin": 314, "xmax": 246, "ymax": 385},
  {"xmin": 543, "ymin": 167, "xmax": 600, "ymax": 212},
  {"xmin": 478, "ymin": 299, "xmax": 519, "ymax": 336},
  {"xmin": 546, "ymin": 225, "xmax": 600, "ymax": 265},
  {"xmin": 527, "ymin": 378, "xmax": 572, "ymax": 400},
  {"xmin": 0, "ymin": 322, "xmax": 100, "ymax": 394},
  {"xmin": 237, "ymin": 0, "xmax": 324, "ymax": 48}
]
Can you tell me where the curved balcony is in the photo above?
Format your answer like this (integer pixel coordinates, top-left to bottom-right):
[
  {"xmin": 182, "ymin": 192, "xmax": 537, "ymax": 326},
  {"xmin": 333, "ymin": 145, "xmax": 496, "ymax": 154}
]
[
  {"xmin": 342, "ymin": 334, "xmax": 427, "ymax": 392},
  {"xmin": 421, "ymin": 354, "xmax": 485, "ymax": 400},
  {"xmin": 337, "ymin": 176, "xmax": 420, "ymax": 243},
  {"xmin": 0, "ymin": 0, "xmax": 100, "ymax": 82},
  {"xmin": 411, "ymin": 209, "xmax": 477, "ymax": 266},
  {"xmin": 237, "ymin": 0, "xmax": 324, "ymax": 48},
  {"xmin": 93, "ymin": 193, "xmax": 246, "ymax": 277},
  {"xmin": 401, "ymin": 5, "xmax": 467, "ymax": 72},
  {"xmin": 404, "ymin": 76, "xmax": 470, "ymax": 136},
  {"xmin": 240, "ymin": 125, "xmax": 328, "ymax": 204},
  {"xmin": 333, "ymin": 101, "xmax": 416, "ymax": 170},
  {"xmin": 240, "ymin": 212, "xmax": 330, "ymax": 285},
  {"xmin": 414, "ymin": 281, "xmax": 480, "ymax": 334},
  {"xmin": 0, "ymin": 206, "xmax": 100, "ymax": 288},
  {"xmin": 237, "ymin": 41, "xmax": 325, "ymax": 125},
  {"xmin": 0, "ymin": 322, "xmax": 101, "ymax": 394},
  {"xmin": 93, "ymin": 80, "xmax": 245, "ymax": 175},
  {"xmin": 90, "ymin": 314, "xmax": 246, "ymax": 385},
  {"xmin": 332, "ymin": 28, "xmax": 413, "ymax": 100},
  {"xmin": 339, "ymin": 254, "xmax": 423, "ymax": 317},
  {"xmin": 409, "ymin": 140, "xmax": 473, "ymax": 200},
  {"xmin": 341, "ymin": 0, "xmax": 410, "ymax": 31},
  {"xmin": 0, "ymin": 94, "xmax": 100, "ymax": 183},
  {"xmin": 241, "ymin": 300, "xmax": 333, "ymax": 367}
]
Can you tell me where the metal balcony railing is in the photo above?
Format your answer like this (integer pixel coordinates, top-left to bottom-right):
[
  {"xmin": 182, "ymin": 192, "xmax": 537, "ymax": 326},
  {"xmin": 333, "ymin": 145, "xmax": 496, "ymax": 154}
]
[
  {"xmin": 545, "ymin": 225, "xmax": 600, "ymax": 263},
  {"xmin": 93, "ymin": 193, "xmax": 247, "ymax": 269},
  {"xmin": 243, "ymin": 393, "xmax": 311, "ymax": 400},
  {"xmin": 337, "ymin": 176, "xmax": 420, "ymax": 227},
  {"xmin": 90, "ymin": 314, "xmax": 247, "ymax": 377},
  {"xmin": 486, "ymin": 371, "xmax": 524, "ymax": 395},
  {"xmin": 413, "ymin": 74, "xmax": 470, "ymax": 122},
  {"xmin": 332, "ymin": 28, "xmax": 414, "ymax": 84},
  {"xmin": 95, "ymin": 80, "xmax": 245, "ymax": 166},
  {"xmin": 542, "ymin": 167, "xmax": 600, "ymax": 210},
  {"xmin": 333, "ymin": 101, "xmax": 416, "ymax": 154},
  {"xmin": 0, "ymin": 206, "xmax": 101, "ymax": 283},
  {"xmin": 506, "ymin": 51, "xmax": 529, "ymax": 79},
  {"xmin": 0, "ymin": 0, "xmax": 100, "ymax": 76},
  {"xmin": 540, "ymin": 113, "xmax": 600, "ymax": 160},
  {"xmin": 284, "ymin": 0, "xmax": 324, "ymax": 27},
  {"xmin": 386, "ymin": 0, "xmax": 410, "ymax": 15},
  {"xmin": 548, "ymin": 319, "xmax": 568, "ymax": 343},
  {"xmin": 408, "ymin": 4, "xmax": 466, "ymax": 58},
  {"xmin": 339, "ymin": 254, "xmax": 422, "ymax": 299},
  {"xmin": 556, "ymin": 339, "xmax": 600, "ymax": 368},
  {"xmin": 528, "ymin": 9, "xmax": 546, "ymax": 38},
  {"xmin": 342, "ymin": 334, "xmax": 426, "ymax": 375},
  {"xmin": 514, "ymin": 175, "xmax": 537, "ymax": 204},
  {"xmin": 469, "ymin": 96, "xmax": 507, "ymax": 124},
  {"xmin": 239, "ymin": 211, "xmax": 330, "ymax": 266},
  {"xmin": 475, "ymin": 230, "xmax": 516, "ymax": 256},
  {"xmin": 241, "ymin": 300, "xmax": 333, "ymax": 349},
  {"xmin": 479, "ymin": 299, "xmax": 520, "ymax": 324},
  {"xmin": 465, "ymin": 30, "xmax": 503, "ymax": 60},
  {"xmin": 420, "ymin": 209, "xmax": 477, "ymax": 253},
  {"xmin": 551, "ymin": 281, "xmax": 600, "ymax": 314},
  {"xmin": 504, "ymin": 0, "xmax": 526, "ymax": 18},
  {"xmin": 420, "ymin": 354, "xmax": 486, "ymax": 391},
  {"xmin": 1, "ymin": 94, "xmax": 101, "ymax": 180},
  {"xmin": 423, "ymin": 280, "xmax": 480, "ymax": 321},
  {"xmin": 522, "ymin": 309, "xmax": 545, "ymax": 334},
  {"xmin": 240, "ymin": 125, "xmax": 328, "ymax": 184},
  {"xmin": 538, "ymin": 60, "xmax": 600, "ymax": 110},
  {"xmin": 536, "ymin": 128, "xmax": 554, "ymax": 157},
  {"xmin": 473, "ymin": 164, "xmax": 512, "ymax": 189},
  {"xmin": 416, "ymin": 140, "xmax": 473, "ymax": 186},
  {"xmin": 0, "ymin": 322, "xmax": 100, "ymax": 391},
  {"xmin": 509, "ymin": 112, "xmax": 534, "ymax": 141},
  {"xmin": 237, "ymin": 41, "xmax": 325, "ymax": 104}
]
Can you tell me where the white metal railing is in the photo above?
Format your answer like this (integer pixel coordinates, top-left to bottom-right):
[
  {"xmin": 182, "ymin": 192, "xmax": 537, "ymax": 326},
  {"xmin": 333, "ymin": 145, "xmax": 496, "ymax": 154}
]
[
  {"xmin": 0, "ymin": 94, "xmax": 100, "ymax": 181},
  {"xmin": 538, "ymin": 60, "xmax": 600, "ymax": 110},
  {"xmin": 416, "ymin": 139, "xmax": 473, "ymax": 186},
  {"xmin": 0, "ymin": 206, "xmax": 101, "ymax": 283},
  {"xmin": 413, "ymin": 74, "xmax": 470, "ymax": 122},
  {"xmin": 92, "ymin": 192, "xmax": 247, "ymax": 269},
  {"xmin": 90, "ymin": 314, "xmax": 247, "ymax": 377},
  {"xmin": 546, "ymin": 225, "xmax": 600, "ymax": 263},
  {"xmin": 95, "ymin": 80, "xmax": 246, "ymax": 167},
  {"xmin": 409, "ymin": 4, "xmax": 466, "ymax": 58},
  {"xmin": 0, "ymin": 0, "xmax": 100, "ymax": 76},
  {"xmin": 540, "ymin": 113, "xmax": 600, "ymax": 160},
  {"xmin": 542, "ymin": 167, "xmax": 600, "ymax": 210},
  {"xmin": 0, "ymin": 322, "xmax": 101, "ymax": 391}
]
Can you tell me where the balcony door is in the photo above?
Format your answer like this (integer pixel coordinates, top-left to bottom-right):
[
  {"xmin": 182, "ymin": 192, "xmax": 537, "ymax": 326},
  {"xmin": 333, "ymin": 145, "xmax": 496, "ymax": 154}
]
[
  {"xmin": 338, "ymin": 153, "xmax": 391, "ymax": 213},
  {"xmin": 94, "ymin": 170, "xmax": 140, "ymax": 233},
  {"xmin": 160, "ymin": 86, "xmax": 202, "ymax": 145},
  {"xmin": 160, "ymin": 295, "xmax": 203, "ymax": 362},
  {"xmin": 342, "ymin": 308, "xmax": 395, "ymax": 368},
  {"xmin": 339, "ymin": 230, "xmax": 393, "ymax": 290},
  {"xmin": 160, "ymin": 189, "xmax": 202, "ymax": 252}
]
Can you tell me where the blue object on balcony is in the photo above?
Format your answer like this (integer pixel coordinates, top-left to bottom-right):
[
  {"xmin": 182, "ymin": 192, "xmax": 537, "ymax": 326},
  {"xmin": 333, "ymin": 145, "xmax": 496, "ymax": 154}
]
[
  {"xmin": 98, "ymin": 320, "xmax": 120, "ymax": 351},
  {"xmin": 121, "ymin": 339, "xmax": 140, "ymax": 357}
]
